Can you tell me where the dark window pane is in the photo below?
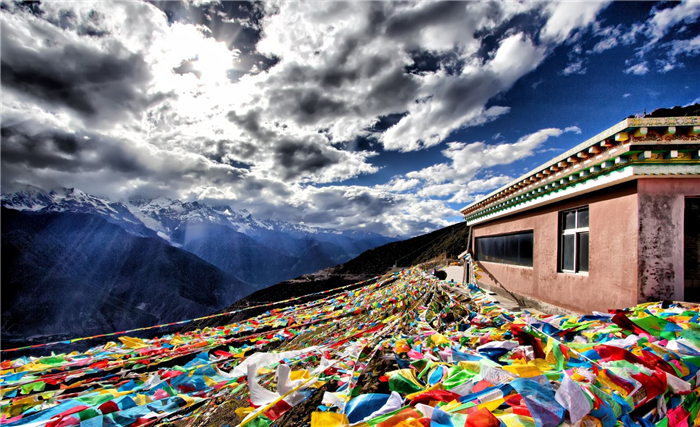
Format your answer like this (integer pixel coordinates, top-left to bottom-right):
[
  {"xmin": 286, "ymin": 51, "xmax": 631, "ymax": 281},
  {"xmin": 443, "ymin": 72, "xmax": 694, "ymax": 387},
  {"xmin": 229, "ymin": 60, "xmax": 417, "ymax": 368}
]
[
  {"xmin": 519, "ymin": 232, "xmax": 533, "ymax": 266},
  {"xmin": 505, "ymin": 235, "xmax": 518, "ymax": 264},
  {"xmin": 493, "ymin": 237, "xmax": 506, "ymax": 262},
  {"xmin": 563, "ymin": 211, "xmax": 576, "ymax": 230},
  {"xmin": 577, "ymin": 209, "xmax": 589, "ymax": 228},
  {"xmin": 562, "ymin": 234, "xmax": 575, "ymax": 270},
  {"xmin": 578, "ymin": 232, "xmax": 589, "ymax": 272},
  {"xmin": 475, "ymin": 232, "xmax": 533, "ymax": 267}
]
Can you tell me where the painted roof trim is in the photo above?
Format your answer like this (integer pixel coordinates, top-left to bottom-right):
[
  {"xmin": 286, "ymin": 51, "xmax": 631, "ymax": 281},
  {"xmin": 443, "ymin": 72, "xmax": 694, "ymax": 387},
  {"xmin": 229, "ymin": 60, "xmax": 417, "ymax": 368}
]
[{"xmin": 460, "ymin": 116, "xmax": 700, "ymax": 215}]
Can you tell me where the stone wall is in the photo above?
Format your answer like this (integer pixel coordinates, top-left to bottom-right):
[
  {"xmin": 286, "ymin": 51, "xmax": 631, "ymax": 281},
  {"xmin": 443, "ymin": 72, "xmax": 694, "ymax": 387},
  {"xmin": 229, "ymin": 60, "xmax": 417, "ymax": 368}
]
[{"xmin": 637, "ymin": 178, "xmax": 700, "ymax": 302}]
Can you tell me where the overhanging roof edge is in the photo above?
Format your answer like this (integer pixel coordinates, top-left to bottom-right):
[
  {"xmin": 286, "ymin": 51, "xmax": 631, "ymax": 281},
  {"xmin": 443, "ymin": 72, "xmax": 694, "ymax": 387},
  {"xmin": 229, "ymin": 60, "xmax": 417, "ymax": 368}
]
[{"xmin": 459, "ymin": 116, "xmax": 700, "ymax": 214}]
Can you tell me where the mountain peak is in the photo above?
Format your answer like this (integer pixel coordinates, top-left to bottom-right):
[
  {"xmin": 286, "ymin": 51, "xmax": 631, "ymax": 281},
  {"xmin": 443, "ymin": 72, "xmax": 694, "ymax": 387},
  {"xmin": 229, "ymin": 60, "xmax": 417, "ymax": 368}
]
[
  {"xmin": 1, "ymin": 181, "xmax": 48, "ymax": 195},
  {"xmin": 2, "ymin": 186, "xmax": 395, "ymax": 244}
]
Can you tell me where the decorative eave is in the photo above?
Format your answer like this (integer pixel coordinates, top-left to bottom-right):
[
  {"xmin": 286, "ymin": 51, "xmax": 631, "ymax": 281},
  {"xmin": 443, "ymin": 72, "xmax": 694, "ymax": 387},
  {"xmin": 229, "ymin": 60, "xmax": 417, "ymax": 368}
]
[{"xmin": 460, "ymin": 116, "xmax": 700, "ymax": 225}]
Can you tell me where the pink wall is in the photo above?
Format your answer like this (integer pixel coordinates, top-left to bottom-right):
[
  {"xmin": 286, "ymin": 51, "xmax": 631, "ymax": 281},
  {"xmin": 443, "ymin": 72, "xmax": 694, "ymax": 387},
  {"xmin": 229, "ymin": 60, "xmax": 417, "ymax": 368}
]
[
  {"xmin": 637, "ymin": 178, "xmax": 700, "ymax": 302},
  {"xmin": 472, "ymin": 182, "xmax": 639, "ymax": 314}
]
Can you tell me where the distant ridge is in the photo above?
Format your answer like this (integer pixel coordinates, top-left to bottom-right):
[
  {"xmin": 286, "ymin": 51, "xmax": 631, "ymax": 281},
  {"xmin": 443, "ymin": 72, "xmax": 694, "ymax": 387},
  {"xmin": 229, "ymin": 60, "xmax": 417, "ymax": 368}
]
[
  {"xmin": 1, "ymin": 184, "xmax": 396, "ymax": 288},
  {"xmin": 192, "ymin": 221, "xmax": 469, "ymax": 330}
]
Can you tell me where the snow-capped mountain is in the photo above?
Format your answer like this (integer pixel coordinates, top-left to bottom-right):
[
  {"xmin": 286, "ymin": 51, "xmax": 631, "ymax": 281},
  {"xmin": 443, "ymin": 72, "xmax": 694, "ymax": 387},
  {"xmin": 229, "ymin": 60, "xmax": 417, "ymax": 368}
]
[
  {"xmin": 126, "ymin": 196, "xmax": 266, "ymax": 240},
  {"xmin": 1, "ymin": 184, "xmax": 158, "ymax": 238},
  {"xmin": 1, "ymin": 184, "xmax": 397, "ymax": 342},
  {"xmin": 125, "ymin": 195, "xmax": 358, "ymax": 240},
  {"xmin": 1, "ymin": 184, "xmax": 387, "ymax": 241},
  {"xmin": 1, "ymin": 184, "xmax": 396, "ymax": 286}
]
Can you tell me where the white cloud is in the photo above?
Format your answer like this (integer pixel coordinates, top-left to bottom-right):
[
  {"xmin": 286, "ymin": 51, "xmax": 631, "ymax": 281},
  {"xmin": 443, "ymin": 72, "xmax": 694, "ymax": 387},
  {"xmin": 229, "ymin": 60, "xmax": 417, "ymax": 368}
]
[
  {"xmin": 624, "ymin": 61, "xmax": 650, "ymax": 75},
  {"xmin": 381, "ymin": 33, "xmax": 546, "ymax": 151},
  {"xmin": 419, "ymin": 127, "xmax": 574, "ymax": 183},
  {"xmin": 586, "ymin": 2, "xmax": 700, "ymax": 74},
  {"xmin": 623, "ymin": 93, "xmax": 632, "ymax": 98},
  {"xmin": 560, "ymin": 60, "xmax": 587, "ymax": 75},
  {"xmin": 402, "ymin": 126, "xmax": 579, "ymax": 207},
  {"xmin": 658, "ymin": 34, "xmax": 700, "ymax": 72},
  {"xmin": 592, "ymin": 33, "xmax": 619, "ymax": 53},
  {"xmin": 540, "ymin": 1, "xmax": 612, "ymax": 44},
  {"xmin": 448, "ymin": 176, "xmax": 514, "ymax": 204},
  {"xmin": 374, "ymin": 178, "xmax": 421, "ymax": 193},
  {"xmin": 0, "ymin": 1, "xmax": 615, "ymax": 236},
  {"xmin": 644, "ymin": 1, "xmax": 700, "ymax": 47}
]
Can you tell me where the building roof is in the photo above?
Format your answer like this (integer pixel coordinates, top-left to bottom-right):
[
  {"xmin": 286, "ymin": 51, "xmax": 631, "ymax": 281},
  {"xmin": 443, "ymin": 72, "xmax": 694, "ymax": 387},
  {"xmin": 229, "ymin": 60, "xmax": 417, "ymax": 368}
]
[{"xmin": 460, "ymin": 116, "xmax": 700, "ymax": 225}]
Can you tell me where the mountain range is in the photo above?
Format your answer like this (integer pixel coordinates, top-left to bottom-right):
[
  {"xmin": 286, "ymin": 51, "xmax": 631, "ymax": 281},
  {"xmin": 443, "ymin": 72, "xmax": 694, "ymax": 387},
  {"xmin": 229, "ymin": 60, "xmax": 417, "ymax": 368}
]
[{"xmin": 1, "ymin": 184, "xmax": 396, "ymax": 344}]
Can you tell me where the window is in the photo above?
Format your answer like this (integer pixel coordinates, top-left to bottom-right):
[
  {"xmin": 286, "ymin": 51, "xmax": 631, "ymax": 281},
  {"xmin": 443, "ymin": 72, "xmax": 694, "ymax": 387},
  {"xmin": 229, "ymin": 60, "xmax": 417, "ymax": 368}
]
[
  {"xmin": 475, "ymin": 231, "xmax": 533, "ymax": 267},
  {"xmin": 559, "ymin": 207, "xmax": 589, "ymax": 273}
]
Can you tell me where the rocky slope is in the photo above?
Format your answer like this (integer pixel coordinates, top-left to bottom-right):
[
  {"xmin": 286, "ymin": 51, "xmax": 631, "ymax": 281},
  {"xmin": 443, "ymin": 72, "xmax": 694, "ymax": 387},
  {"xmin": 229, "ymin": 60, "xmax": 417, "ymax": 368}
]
[{"xmin": 1, "ymin": 207, "xmax": 246, "ymax": 345}]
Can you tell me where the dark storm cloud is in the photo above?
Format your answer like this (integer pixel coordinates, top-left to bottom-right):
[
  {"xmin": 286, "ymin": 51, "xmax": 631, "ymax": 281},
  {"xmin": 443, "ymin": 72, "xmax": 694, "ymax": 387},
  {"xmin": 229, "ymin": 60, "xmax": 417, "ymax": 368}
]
[
  {"xmin": 260, "ymin": 65, "xmax": 418, "ymax": 127},
  {"xmin": 441, "ymin": 73, "xmax": 503, "ymax": 115},
  {"xmin": 202, "ymin": 138, "xmax": 258, "ymax": 164},
  {"xmin": 364, "ymin": 69, "xmax": 421, "ymax": 111},
  {"xmin": 227, "ymin": 109, "xmax": 274, "ymax": 142},
  {"xmin": 2, "ymin": 1, "xmax": 109, "ymax": 37},
  {"xmin": 1, "ymin": 117, "xmax": 248, "ymax": 194},
  {"xmin": 254, "ymin": 83, "xmax": 352, "ymax": 126},
  {"xmin": 340, "ymin": 191, "xmax": 399, "ymax": 217},
  {"xmin": 273, "ymin": 139, "xmax": 342, "ymax": 181},
  {"xmin": 294, "ymin": 91, "xmax": 349, "ymax": 125},
  {"xmin": 405, "ymin": 50, "xmax": 464, "ymax": 75},
  {"xmin": 1, "ymin": 22, "xmax": 159, "ymax": 125},
  {"xmin": 49, "ymin": 7, "xmax": 110, "ymax": 38},
  {"xmin": 0, "ymin": 125, "xmax": 146, "ymax": 175},
  {"xmin": 385, "ymin": 1, "xmax": 468, "ymax": 40},
  {"xmin": 242, "ymin": 1, "xmax": 522, "ymax": 140},
  {"xmin": 270, "ymin": 53, "xmax": 394, "ymax": 91}
]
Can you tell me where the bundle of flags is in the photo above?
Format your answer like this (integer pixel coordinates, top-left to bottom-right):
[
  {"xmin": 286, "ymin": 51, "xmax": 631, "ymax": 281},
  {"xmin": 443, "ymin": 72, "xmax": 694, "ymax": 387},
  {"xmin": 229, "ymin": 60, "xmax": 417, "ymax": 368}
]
[{"xmin": 1, "ymin": 267, "xmax": 699, "ymax": 427}]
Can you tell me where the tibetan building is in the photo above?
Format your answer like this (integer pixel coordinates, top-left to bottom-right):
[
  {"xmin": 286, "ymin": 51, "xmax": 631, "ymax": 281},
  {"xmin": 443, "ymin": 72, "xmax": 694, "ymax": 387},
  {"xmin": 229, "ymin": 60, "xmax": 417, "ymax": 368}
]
[{"xmin": 460, "ymin": 116, "xmax": 700, "ymax": 313}]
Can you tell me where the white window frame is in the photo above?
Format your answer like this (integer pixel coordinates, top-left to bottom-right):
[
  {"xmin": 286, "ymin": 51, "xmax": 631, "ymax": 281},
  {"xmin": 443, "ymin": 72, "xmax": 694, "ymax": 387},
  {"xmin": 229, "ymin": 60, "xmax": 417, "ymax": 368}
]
[{"xmin": 559, "ymin": 207, "xmax": 589, "ymax": 273}]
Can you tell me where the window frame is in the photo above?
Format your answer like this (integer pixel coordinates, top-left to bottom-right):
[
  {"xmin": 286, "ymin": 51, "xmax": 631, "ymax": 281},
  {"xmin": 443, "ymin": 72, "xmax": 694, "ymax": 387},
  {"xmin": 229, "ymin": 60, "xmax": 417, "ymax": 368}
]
[{"xmin": 559, "ymin": 206, "xmax": 589, "ymax": 274}]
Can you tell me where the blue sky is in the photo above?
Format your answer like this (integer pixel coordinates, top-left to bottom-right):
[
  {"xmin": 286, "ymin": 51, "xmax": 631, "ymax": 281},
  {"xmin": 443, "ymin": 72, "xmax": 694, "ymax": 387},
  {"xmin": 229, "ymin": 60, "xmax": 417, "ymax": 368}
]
[{"xmin": 1, "ymin": 1, "xmax": 699, "ymax": 236}]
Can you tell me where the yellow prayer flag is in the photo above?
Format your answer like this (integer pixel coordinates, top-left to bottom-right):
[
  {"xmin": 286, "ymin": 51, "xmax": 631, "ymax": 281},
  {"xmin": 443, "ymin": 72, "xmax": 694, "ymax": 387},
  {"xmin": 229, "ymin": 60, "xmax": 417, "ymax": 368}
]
[
  {"xmin": 177, "ymin": 394, "xmax": 196, "ymax": 406},
  {"xmin": 499, "ymin": 414, "xmax": 536, "ymax": 427},
  {"xmin": 235, "ymin": 406, "xmax": 256, "ymax": 419},
  {"xmin": 133, "ymin": 394, "xmax": 151, "ymax": 406},
  {"xmin": 430, "ymin": 333, "xmax": 450, "ymax": 346},
  {"xmin": 311, "ymin": 411, "xmax": 350, "ymax": 427},
  {"xmin": 119, "ymin": 336, "xmax": 148, "ymax": 349},
  {"xmin": 502, "ymin": 364, "xmax": 543, "ymax": 378},
  {"xmin": 478, "ymin": 397, "xmax": 505, "ymax": 411},
  {"xmin": 290, "ymin": 369, "xmax": 311, "ymax": 381}
]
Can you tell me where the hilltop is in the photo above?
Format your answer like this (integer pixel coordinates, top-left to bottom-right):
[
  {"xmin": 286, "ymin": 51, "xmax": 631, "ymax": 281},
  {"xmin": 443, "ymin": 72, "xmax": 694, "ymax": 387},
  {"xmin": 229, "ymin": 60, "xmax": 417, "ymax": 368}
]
[{"xmin": 191, "ymin": 221, "xmax": 470, "ymax": 330}]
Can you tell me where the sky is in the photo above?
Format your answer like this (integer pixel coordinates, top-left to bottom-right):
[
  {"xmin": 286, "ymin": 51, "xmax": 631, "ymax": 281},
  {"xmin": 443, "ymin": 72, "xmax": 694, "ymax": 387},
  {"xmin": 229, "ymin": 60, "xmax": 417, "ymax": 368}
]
[{"xmin": 1, "ymin": 0, "xmax": 699, "ymax": 237}]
